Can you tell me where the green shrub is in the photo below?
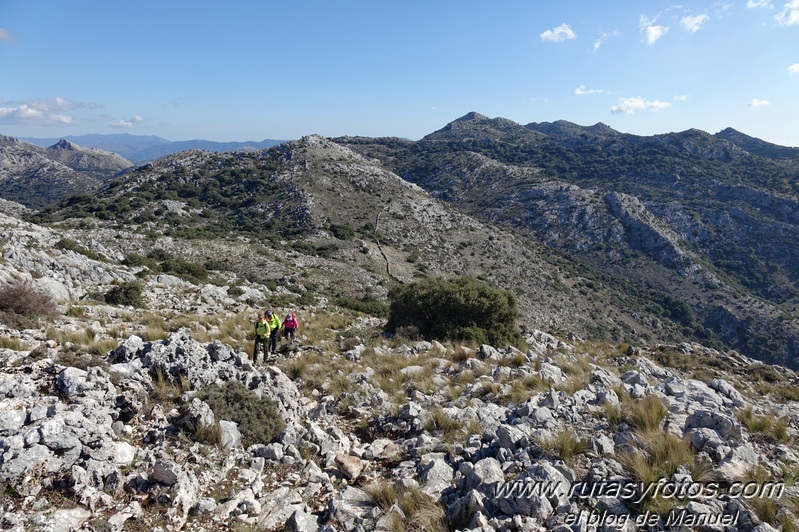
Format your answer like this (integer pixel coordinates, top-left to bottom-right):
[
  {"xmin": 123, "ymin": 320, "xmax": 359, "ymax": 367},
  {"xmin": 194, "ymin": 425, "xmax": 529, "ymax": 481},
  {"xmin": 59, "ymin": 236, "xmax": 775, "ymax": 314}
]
[
  {"xmin": 0, "ymin": 279, "xmax": 57, "ymax": 329},
  {"xmin": 198, "ymin": 380, "xmax": 285, "ymax": 447},
  {"xmin": 55, "ymin": 238, "xmax": 104, "ymax": 261},
  {"xmin": 329, "ymin": 224, "xmax": 354, "ymax": 240},
  {"xmin": 104, "ymin": 281, "xmax": 146, "ymax": 308},
  {"xmin": 385, "ymin": 275, "xmax": 521, "ymax": 347},
  {"xmin": 160, "ymin": 257, "xmax": 208, "ymax": 282},
  {"xmin": 122, "ymin": 253, "xmax": 159, "ymax": 270},
  {"xmin": 337, "ymin": 296, "xmax": 390, "ymax": 317},
  {"xmin": 227, "ymin": 285, "xmax": 245, "ymax": 298}
]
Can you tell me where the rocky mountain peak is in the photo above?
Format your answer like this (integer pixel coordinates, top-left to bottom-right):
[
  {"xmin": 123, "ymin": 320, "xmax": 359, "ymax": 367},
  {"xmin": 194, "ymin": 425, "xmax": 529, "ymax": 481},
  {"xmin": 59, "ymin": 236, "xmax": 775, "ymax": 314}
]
[
  {"xmin": 425, "ymin": 112, "xmax": 542, "ymax": 143},
  {"xmin": 456, "ymin": 111, "xmax": 489, "ymax": 122},
  {"xmin": 50, "ymin": 138, "xmax": 78, "ymax": 151}
]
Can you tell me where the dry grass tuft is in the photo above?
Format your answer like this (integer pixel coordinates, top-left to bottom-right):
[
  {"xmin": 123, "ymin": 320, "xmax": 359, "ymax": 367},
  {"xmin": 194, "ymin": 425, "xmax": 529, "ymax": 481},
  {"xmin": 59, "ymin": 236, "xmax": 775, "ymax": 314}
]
[
  {"xmin": 363, "ymin": 480, "xmax": 448, "ymax": 532},
  {"xmin": 627, "ymin": 395, "xmax": 668, "ymax": 432}
]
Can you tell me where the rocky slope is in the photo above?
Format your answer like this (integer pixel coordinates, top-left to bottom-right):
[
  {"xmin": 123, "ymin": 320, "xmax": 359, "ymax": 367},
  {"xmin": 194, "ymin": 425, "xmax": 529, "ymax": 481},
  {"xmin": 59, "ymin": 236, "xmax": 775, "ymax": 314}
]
[
  {"xmin": 338, "ymin": 113, "xmax": 799, "ymax": 368},
  {"xmin": 2, "ymin": 208, "xmax": 799, "ymax": 531},
  {"xmin": 27, "ymin": 134, "xmax": 681, "ymax": 345},
  {"xmin": 0, "ymin": 136, "xmax": 133, "ymax": 209},
  {"xmin": 5, "ymin": 116, "xmax": 799, "ymax": 366}
]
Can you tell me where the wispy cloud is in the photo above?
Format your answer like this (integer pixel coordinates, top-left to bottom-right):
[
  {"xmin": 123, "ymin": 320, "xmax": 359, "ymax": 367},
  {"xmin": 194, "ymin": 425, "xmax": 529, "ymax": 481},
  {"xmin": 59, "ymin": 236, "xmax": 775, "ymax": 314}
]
[
  {"xmin": 0, "ymin": 97, "xmax": 83, "ymax": 124},
  {"xmin": 747, "ymin": 0, "xmax": 773, "ymax": 7},
  {"xmin": 747, "ymin": 98, "xmax": 771, "ymax": 107},
  {"xmin": 610, "ymin": 96, "xmax": 671, "ymax": 115},
  {"xmin": 0, "ymin": 28, "xmax": 19, "ymax": 44},
  {"xmin": 674, "ymin": 95, "xmax": 689, "ymax": 102},
  {"xmin": 540, "ymin": 23, "xmax": 576, "ymax": 43},
  {"xmin": 640, "ymin": 15, "xmax": 669, "ymax": 44},
  {"xmin": 110, "ymin": 115, "xmax": 144, "ymax": 128},
  {"xmin": 788, "ymin": 63, "xmax": 799, "ymax": 74},
  {"xmin": 573, "ymin": 85, "xmax": 602, "ymax": 95},
  {"xmin": 592, "ymin": 30, "xmax": 619, "ymax": 52},
  {"xmin": 680, "ymin": 14, "xmax": 710, "ymax": 32},
  {"xmin": 776, "ymin": 0, "xmax": 799, "ymax": 25}
]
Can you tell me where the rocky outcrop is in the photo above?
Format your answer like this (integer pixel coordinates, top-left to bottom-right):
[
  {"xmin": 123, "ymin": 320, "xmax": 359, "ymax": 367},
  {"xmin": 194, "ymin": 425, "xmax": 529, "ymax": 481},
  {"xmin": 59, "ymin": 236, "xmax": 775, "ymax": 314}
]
[
  {"xmin": 0, "ymin": 135, "xmax": 132, "ymax": 208},
  {"xmin": 2, "ymin": 320, "xmax": 798, "ymax": 531}
]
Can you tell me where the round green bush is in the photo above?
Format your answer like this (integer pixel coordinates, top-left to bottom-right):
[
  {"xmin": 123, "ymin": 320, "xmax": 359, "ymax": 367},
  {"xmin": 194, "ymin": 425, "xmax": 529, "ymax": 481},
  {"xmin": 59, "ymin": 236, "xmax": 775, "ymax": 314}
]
[
  {"xmin": 198, "ymin": 380, "xmax": 285, "ymax": 447},
  {"xmin": 104, "ymin": 281, "xmax": 146, "ymax": 308},
  {"xmin": 385, "ymin": 275, "xmax": 521, "ymax": 347}
]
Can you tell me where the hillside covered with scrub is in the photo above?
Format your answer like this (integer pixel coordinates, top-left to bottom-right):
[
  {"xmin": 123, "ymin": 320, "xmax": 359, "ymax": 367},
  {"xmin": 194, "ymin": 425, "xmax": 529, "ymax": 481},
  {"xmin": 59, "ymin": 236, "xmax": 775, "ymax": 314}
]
[{"xmin": 2, "ymin": 204, "xmax": 799, "ymax": 531}]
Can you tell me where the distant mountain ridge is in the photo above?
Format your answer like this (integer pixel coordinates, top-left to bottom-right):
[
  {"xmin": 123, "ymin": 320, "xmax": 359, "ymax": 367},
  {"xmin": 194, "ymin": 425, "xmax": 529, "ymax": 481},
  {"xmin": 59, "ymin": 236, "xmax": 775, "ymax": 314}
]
[
  {"xmin": 20, "ymin": 133, "xmax": 286, "ymax": 164},
  {"xmin": 337, "ymin": 112, "xmax": 799, "ymax": 367},
  {"xmin": 6, "ymin": 114, "xmax": 799, "ymax": 366},
  {"xmin": 0, "ymin": 135, "xmax": 133, "ymax": 208}
]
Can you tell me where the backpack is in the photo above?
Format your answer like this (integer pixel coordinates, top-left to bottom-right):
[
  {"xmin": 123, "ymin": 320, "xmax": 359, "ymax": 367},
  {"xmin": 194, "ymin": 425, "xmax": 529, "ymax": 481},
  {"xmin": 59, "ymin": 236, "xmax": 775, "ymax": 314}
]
[{"xmin": 284, "ymin": 313, "xmax": 298, "ymax": 329}]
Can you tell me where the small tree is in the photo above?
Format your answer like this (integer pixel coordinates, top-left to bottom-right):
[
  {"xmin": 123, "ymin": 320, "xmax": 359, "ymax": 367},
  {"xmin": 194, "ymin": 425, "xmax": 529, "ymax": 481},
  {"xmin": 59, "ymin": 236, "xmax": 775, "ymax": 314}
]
[
  {"xmin": 385, "ymin": 275, "xmax": 521, "ymax": 347},
  {"xmin": 104, "ymin": 281, "xmax": 146, "ymax": 308}
]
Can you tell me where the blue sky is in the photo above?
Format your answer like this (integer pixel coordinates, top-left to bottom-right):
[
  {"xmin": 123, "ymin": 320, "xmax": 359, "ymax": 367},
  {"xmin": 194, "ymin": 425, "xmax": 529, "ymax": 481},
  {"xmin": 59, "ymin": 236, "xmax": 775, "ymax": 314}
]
[{"xmin": 1, "ymin": 1, "xmax": 798, "ymax": 146}]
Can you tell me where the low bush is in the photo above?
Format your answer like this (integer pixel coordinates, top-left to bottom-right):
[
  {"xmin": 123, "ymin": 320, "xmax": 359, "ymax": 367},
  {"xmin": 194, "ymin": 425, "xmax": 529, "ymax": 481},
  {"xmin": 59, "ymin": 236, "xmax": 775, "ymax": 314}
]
[
  {"xmin": 55, "ymin": 238, "xmax": 104, "ymax": 261},
  {"xmin": 0, "ymin": 279, "xmax": 57, "ymax": 329},
  {"xmin": 329, "ymin": 223, "xmax": 354, "ymax": 240},
  {"xmin": 337, "ymin": 296, "xmax": 390, "ymax": 318},
  {"xmin": 198, "ymin": 380, "xmax": 285, "ymax": 447},
  {"xmin": 385, "ymin": 275, "xmax": 521, "ymax": 347},
  {"xmin": 104, "ymin": 281, "xmax": 146, "ymax": 308},
  {"xmin": 539, "ymin": 429, "xmax": 590, "ymax": 463}
]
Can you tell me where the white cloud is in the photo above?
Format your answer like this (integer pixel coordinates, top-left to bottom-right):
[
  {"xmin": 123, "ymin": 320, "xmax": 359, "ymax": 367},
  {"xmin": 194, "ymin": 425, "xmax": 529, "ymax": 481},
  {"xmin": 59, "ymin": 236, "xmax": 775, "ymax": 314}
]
[
  {"xmin": 592, "ymin": 30, "xmax": 619, "ymax": 52},
  {"xmin": 674, "ymin": 95, "xmax": 689, "ymax": 101},
  {"xmin": 573, "ymin": 85, "xmax": 602, "ymax": 95},
  {"xmin": 110, "ymin": 115, "xmax": 144, "ymax": 128},
  {"xmin": 640, "ymin": 15, "xmax": 669, "ymax": 44},
  {"xmin": 0, "ymin": 97, "xmax": 81, "ymax": 124},
  {"xmin": 747, "ymin": 98, "xmax": 771, "ymax": 107},
  {"xmin": 0, "ymin": 28, "xmax": 18, "ymax": 43},
  {"xmin": 747, "ymin": 0, "xmax": 773, "ymax": 7},
  {"xmin": 788, "ymin": 63, "xmax": 799, "ymax": 74},
  {"xmin": 540, "ymin": 23, "xmax": 576, "ymax": 43},
  {"xmin": 592, "ymin": 36, "xmax": 605, "ymax": 52},
  {"xmin": 776, "ymin": 0, "xmax": 799, "ymax": 25},
  {"xmin": 680, "ymin": 14, "xmax": 710, "ymax": 32},
  {"xmin": 610, "ymin": 96, "xmax": 671, "ymax": 115}
]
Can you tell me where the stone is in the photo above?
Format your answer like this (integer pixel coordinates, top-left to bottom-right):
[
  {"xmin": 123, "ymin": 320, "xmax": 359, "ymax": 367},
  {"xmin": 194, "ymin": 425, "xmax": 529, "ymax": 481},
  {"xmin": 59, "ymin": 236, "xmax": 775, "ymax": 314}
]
[
  {"xmin": 684, "ymin": 410, "xmax": 741, "ymax": 440},
  {"xmin": 420, "ymin": 457, "xmax": 454, "ymax": 494},
  {"xmin": 219, "ymin": 420, "xmax": 242, "ymax": 450},
  {"xmin": 287, "ymin": 508, "xmax": 319, "ymax": 532},
  {"xmin": 335, "ymin": 453, "xmax": 364, "ymax": 480},
  {"xmin": 466, "ymin": 457, "xmax": 504, "ymax": 493},
  {"xmin": 150, "ymin": 460, "xmax": 180, "ymax": 485}
]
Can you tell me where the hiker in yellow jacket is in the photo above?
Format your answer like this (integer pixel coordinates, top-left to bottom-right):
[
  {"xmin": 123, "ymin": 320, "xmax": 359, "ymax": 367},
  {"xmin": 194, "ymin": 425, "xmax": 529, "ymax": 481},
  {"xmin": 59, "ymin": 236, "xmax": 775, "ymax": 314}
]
[
  {"xmin": 266, "ymin": 309, "xmax": 282, "ymax": 356},
  {"xmin": 253, "ymin": 313, "xmax": 270, "ymax": 364}
]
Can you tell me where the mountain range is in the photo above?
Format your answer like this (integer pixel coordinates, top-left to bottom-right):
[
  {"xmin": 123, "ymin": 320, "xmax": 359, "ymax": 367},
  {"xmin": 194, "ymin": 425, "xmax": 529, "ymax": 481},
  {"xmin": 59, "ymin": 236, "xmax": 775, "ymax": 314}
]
[
  {"xmin": 0, "ymin": 135, "xmax": 133, "ymax": 209},
  {"xmin": 3, "ymin": 112, "xmax": 799, "ymax": 368},
  {"xmin": 20, "ymin": 133, "xmax": 285, "ymax": 164}
]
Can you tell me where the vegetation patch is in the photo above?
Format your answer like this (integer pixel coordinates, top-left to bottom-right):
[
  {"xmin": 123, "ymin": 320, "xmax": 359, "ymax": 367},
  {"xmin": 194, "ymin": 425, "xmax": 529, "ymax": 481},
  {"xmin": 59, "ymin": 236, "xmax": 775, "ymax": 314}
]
[
  {"xmin": 385, "ymin": 275, "xmax": 521, "ymax": 347},
  {"xmin": 198, "ymin": 380, "xmax": 285, "ymax": 447},
  {"xmin": 363, "ymin": 480, "xmax": 448, "ymax": 532},
  {"xmin": 104, "ymin": 281, "xmax": 146, "ymax": 308},
  {"xmin": 0, "ymin": 279, "xmax": 57, "ymax": 329}
]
